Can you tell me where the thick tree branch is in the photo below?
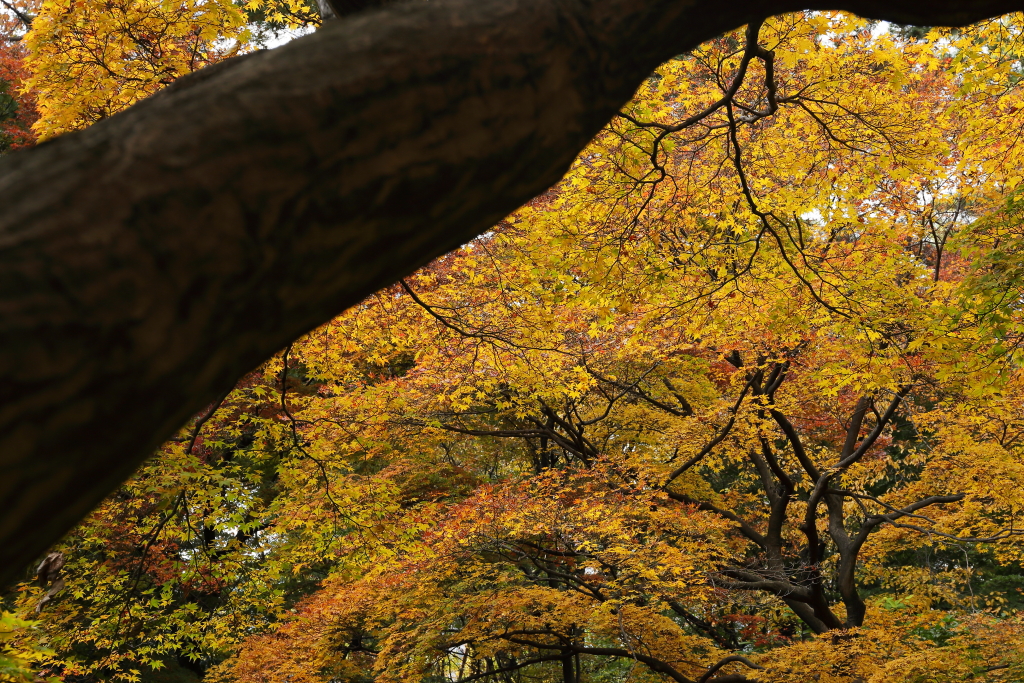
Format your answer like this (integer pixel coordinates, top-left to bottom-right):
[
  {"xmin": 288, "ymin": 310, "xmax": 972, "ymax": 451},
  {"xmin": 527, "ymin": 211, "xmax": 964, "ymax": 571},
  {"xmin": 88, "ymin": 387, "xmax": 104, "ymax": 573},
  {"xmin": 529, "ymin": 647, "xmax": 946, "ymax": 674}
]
[{"xmin": 848, "ymin": 492, "xmax": 965, "ymax": 549}]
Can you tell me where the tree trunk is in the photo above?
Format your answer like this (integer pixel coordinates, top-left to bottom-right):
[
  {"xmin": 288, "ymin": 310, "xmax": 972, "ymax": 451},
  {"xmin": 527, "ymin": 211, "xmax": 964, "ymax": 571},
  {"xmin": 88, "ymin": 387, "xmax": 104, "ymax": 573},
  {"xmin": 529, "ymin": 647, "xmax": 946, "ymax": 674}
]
[{"xmin": 0, "ymin": 0, "xmax": 1016, "ymax": 585}]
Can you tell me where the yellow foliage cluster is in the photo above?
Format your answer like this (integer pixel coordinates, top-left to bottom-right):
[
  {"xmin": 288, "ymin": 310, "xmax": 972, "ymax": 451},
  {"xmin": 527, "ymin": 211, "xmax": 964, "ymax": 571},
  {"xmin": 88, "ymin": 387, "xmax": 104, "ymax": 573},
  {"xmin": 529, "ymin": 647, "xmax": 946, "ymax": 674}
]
[
  {"xmin": 21, "ymin": 0, "xmax": 322, "ymax": 139},
  {"xmin": 24, "ymin": 0, "xmax": 250, "ymax": 138}
]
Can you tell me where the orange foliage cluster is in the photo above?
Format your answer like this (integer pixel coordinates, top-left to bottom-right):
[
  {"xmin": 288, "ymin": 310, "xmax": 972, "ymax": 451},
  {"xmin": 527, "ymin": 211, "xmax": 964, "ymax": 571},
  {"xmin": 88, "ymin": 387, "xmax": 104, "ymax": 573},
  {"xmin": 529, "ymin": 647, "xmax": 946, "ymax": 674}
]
[{"xmin": 0, "ymin": 0, "xmax": 39, "ymax": 151}]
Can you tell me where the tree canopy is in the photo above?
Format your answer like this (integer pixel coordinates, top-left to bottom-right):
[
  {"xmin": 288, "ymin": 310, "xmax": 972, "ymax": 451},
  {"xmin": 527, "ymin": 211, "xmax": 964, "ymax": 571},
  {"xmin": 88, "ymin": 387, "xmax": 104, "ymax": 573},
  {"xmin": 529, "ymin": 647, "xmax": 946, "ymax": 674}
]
[
  {"xmin": 4, "ymin": 7, "xmax": 1024, "ymax": 683},
  {"xmin": 0, "ymin": 0, "xmax": 1020, "ymax": 588}
]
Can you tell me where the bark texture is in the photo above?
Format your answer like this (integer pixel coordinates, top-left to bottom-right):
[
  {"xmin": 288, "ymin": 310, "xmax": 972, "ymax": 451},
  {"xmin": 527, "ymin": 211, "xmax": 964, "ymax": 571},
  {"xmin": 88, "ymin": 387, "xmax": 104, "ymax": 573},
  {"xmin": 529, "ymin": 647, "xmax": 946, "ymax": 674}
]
[{"xmin": 0, "ymin": 0, "xmax": 1019, "ymax": 585}]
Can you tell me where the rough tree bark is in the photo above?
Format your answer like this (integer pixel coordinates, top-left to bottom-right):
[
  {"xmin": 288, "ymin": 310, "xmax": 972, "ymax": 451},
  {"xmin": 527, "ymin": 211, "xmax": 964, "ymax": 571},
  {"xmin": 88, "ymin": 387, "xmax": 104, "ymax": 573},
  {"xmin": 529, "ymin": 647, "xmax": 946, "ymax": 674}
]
[{"xmin": 0, "ymin": 0, "xmax": 1018, "ymax": 584}]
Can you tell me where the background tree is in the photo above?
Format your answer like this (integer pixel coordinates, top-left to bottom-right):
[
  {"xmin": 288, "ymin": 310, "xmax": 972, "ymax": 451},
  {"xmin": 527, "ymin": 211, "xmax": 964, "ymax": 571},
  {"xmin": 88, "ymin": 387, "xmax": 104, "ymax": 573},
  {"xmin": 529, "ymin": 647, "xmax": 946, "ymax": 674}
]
[
  {"xmin": 8, "ymin": 12, "xmax": 1024, "ymax": 683},
  {"xmin": 0, "ymin": 0, "xmax": 1020, "ymax": 584}
]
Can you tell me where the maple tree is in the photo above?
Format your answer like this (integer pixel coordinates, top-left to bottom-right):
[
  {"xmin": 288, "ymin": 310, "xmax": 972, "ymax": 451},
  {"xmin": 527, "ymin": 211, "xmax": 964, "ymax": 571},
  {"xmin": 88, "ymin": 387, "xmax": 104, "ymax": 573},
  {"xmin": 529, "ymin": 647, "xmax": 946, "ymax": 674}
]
[
  {"xmin": 1, "ymin": 0, "xmax": 1021, "ymax": 591},
  {"xmin": 4, "ymin": 10, "xmax": 1024, "ymax": 683}
]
